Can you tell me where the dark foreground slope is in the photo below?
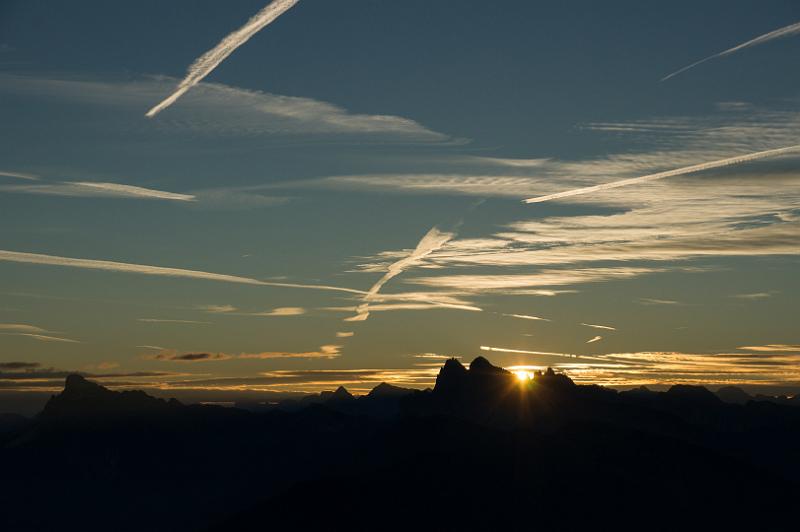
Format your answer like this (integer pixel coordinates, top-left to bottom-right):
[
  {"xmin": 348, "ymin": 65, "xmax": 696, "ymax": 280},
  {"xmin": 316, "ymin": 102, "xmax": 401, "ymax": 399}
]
[{"xmin": 2, "ymin": 358, "xmax": 799, "ymax": 532}]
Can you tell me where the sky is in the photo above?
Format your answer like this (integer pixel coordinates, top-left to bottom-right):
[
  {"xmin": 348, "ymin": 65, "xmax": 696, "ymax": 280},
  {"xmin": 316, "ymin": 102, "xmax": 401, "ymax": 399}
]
[{"xmin": 1, "ymin": 0, "xmax": 800, "ymax": 402}]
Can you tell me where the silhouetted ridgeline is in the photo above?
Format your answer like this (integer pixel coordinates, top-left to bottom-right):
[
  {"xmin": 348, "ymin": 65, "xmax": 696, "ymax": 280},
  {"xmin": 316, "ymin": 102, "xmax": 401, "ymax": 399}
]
[{"xmin": 1, "ymin": 357, "xmax": 799, "ymax": 531}]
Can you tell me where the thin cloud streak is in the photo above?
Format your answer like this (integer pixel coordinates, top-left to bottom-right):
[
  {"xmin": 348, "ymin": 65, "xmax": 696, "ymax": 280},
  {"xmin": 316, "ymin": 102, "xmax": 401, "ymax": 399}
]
[
  {"xmin": 0, "ymin": 323, "xmax": 50, "ymax": 333},
  {"xmin": 348, "ymin": 227, "xmax": 455, "ymax": 322},
  {"xmin": 586, "ymin": 335, "xmax": 603, "ymax": 344},
  {"xmin": 638, "ymin": 298, "xmax": 681, "ymax": 306},
  {"xmin": 329, "ymin": 302, "xmax": 482, "ymax": 315},
  {"xmin": 197, "ymin": 305, "xmax": 307, "ymax": 317},
  {"xmin": 662, "ymin": 21, "xmax": 800, "ymax": 81},
  {"xmin": 731, "ymin": 292, "xmax": 774, "ymax": 300},
  {"xmin": 0, "ymin": 180, "xmax": 195, "ymax": 202},
  {"xmin": 146, "ymin": 0, "xmax": 299, "ymax": 117},
  {"xmin": 479, "ymin": 345, "xmax": 611, "ymax": 362},
  {"xmin": 1, "ymin": 332, "xmax": 79, "ymax": 343},
  {"xmin": 150, "ymin": 344, "xmax": 342, "ymax": 362},
  {"xmin": 69, "ymin": 182, "xmax": 195, "ymax": 201},
  {"xmin": 737, "ymin": 344, "xmax": 800, "ymax": 353},
  {"xmin": 581, "ymin": 323, "xmax": 617, "ymax": 331},
  {"xmin": 523, "ymin": 144, "xmax": 800, "ymax": 204},
  {"xmin": 138, "ymin": 318, "xmax": 210, "ymax": 324},
  {"xmin": 0, "ymin": 171, "xmax": 39, "ymax": 181},
  {"xmin": 502, "ymin": 313, "xmax": 551, "ymax": 322},
  {"xmin": 0, "ymin": 250, "xmax": 365, "ymax": 295}
]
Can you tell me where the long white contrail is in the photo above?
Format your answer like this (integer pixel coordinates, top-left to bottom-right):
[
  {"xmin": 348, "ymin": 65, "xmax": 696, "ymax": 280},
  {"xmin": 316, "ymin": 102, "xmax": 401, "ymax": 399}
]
[
  {"xmin": 0, "ymin": 171, "xmax": 40, "ymax": 181},
  {"xmin": 146, "ymin": 0, "xmax": 300, "ymax": 117},
  {"xmin": 662, "ymin": 21, "xmax": 800, "ymax": 81},
  {"xmin": 0, "ymin": 250, "xmax": 364, "ymax": 295},
  {"xmin": 347, "ymin": 227, "xmax": 455, "ymax": 322},
  {"xmin": 479, "ymin": 345, "xmax": 612, "ymax": 363},
  {"xmin": 523, "ymin": 144, "xmax": 800, "ymax": 204}
]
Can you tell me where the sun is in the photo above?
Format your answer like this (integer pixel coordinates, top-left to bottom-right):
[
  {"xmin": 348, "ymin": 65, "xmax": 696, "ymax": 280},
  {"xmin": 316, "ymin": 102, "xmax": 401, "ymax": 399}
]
[{"xmin": 513, "ymin": 370, "xmax": 533, "ymax": 382}]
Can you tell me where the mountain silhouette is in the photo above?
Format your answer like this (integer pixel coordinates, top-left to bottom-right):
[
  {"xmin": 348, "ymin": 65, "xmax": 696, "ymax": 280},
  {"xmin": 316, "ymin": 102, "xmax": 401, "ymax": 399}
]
[
  {"xmin": 1, "ymin": 357, "xmax": 799, "ymax": 532},
  {"xmin": 717, "ymin": 385, "xmax": 754, "ymax": 404},
  {"xmin": 41, "ymin": 374, "xmax": 183, "ymax": 419},
  {"xmin": 367, "ymin": 382, "xmax": 413, "ymax": 398}
]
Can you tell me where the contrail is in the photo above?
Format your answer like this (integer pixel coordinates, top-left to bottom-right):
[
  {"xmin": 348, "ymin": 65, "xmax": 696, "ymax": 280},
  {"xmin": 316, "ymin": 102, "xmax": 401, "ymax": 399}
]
[
  {"xmin": 347, "ymin": 227, "xmax": 455, "ymax": 322},
  {"xmin": 479, "ymin": 345, "xmax": 612, "ymax": 363},
  {"xmin": 662, "ymin": 21, "xmax": 800, "ymax": 81},
  {"xmin": 523, "ymin": 144, "xmax": 800, "ymax": 204},
  {"xmin": 146, "ymin": 0, "xmax": 299, "ymax": 117},
  {"xmin": 0, "ymin": 249, "xmax": 365, "ymax": 295},
  {"xmin": 70, "ymin": 182, "xmax": 196, "ymax": 201},
  {"xmin": 502, "ymin": 313, "xmax": 551, "ymax": 322},
  {"xmin": 1, "ymin": 332, "xmax": 80, "ymax": 343},
  {"xmin": 0, "ymin": 171, "xmax": 39, "ymax": 181},
  {"xmin": 581, "ymin": 323, "xmax": 616, "ymax": 331}
]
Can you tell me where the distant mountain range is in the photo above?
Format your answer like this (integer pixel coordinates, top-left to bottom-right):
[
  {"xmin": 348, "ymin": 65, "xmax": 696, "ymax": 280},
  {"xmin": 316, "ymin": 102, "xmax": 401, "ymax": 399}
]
[{"xmin": 2, "ymin": 356, "xmax": 799, "ymax": 531}]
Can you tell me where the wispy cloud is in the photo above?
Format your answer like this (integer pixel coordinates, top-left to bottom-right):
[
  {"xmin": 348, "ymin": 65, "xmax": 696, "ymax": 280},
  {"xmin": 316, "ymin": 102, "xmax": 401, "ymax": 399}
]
[
  {"xmin": 638, "ymin": 298, "xmax": 681, "ymax": 306},
  {"xmin": 0, "ymin": 249, "xmax": 364, "ymax": 294},
  {"xmin": 336, "ymin": 331, "xmax": 354, "ymax": 338},
  {"xmin": 477, "ymin": 347, "xmax": 800, "ymax": 389},
  {"xmin": 328, "ymin": 302, "xmax": 482, "ymax": 316},
  {"xmin": 1, "ymin": 332, "xmax": 79, "ymax": 343},
  {"xmin": 737, "ymin": 344, "xmax": 800, "ymax": 353},
  {"xmin": 151, "ymin": 344, "xmax": 342, "ymax": 362},
  {"xmin": 469, "ymin": 157, "xmax": 551, "ymax": 168},
  {"xmin": 0, "ymin": 179, "xmax": 195, "ymax": 202},
  {"xmin": 153, "ymin": 352, "xmax": 232, "ymax": 362},
  {"xmin": 0, "ymin": 323, "xmax": 50, "ymax": 333},
  {"xmin": 581, "ymin": 323, "xmax": 616, "ymax": 331},
  {"xmin": 586, "ymin": 335, "xmax": 603, "ymax": 344},
  {"xmin": 502, "ymin": 313, "xmax": 550, "ymax": 322},
  {"xmin": 146, "ymin": 0, "xmax": 300, "ymax": 117},
  {"xmin": 522, "ymin": 144, "xmax": 800, "ymax": 204},
  {"xmin": 252, "ymin": 307, "xmax": 306, "ymax": 317},
  {"xmin": 0, "ymin": 170, "xmax": 39, "ymax": 181},
  {"xmin": 344, "ymin": 119, "xmax": 800, "ymax": 300},
  {"xmin": 137, "ymin": 318, "xmax": 210, "ymax": 324},
  {"xmin": 198, "ymin": 304, "xmax": 306, "ymax": 317},
  {"xmin": 0, "ymin": 362, "xmax": 40, "ymax": 370},
  {"xmin": 662, "ymin": 21, "xmax": 800, "ymax": 81},
  {"xmin": 412, "ymin": 353, "xmax": 459, "ymax": 360},
  {"xmin": 0, "ymin": 74, "xmax": 450, "ymax": 143},
  {"xmin": 479, "ymin": 345, "xmax": 608, "ymax": 362},
  {"xmin": 198, "ymin": 304, "xmax": 238, "ymax": 313},
  {"xmin": 116, "ymin": 367, "xmax": 441, "ymax": 394},
  {"xmin": 583, "ymin": 351, "xmax": 800, "ymax": 388},
  {"xmin": 348, "ymin": 227, "xmax": 455, "ymax": 322},
  {"xmin": 0, "ymin": 363, "xmax": 177, "ymax": 391},
  {"xmin": 410, "ymin": 268, "xmax": 666, "ymax": 292},
  {"xmin": 731, "ymin": 292, "xmax": 775, "ymax": 300}
]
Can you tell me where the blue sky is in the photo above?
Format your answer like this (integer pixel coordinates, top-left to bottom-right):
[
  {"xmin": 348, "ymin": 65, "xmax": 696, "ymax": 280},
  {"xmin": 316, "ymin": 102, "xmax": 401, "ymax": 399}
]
[{"xmin": 1, "ymin": 0, "xmax": 800, "ymax": 396}]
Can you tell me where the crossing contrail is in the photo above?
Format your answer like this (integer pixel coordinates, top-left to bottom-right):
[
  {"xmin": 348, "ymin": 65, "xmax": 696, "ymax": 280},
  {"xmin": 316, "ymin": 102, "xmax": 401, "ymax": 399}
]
[
  {"xmin": 347, "ymin": 227, "xmax": 455, "ymax": 322},
  {"xmin": 146, "ymin": 0, "xmax": 299, "ymax": 117},
  {"xmin": 662, "ymin": 21, "xmax": 800, "ymax": 81},
  {"xmin": 523, "ymin": 144, "xmax": 800, "ymax": 204}
]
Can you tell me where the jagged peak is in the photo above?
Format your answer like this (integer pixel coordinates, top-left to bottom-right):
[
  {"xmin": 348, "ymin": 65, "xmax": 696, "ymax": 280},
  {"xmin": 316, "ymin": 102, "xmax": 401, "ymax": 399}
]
[
  {"xmin": 334, "ymin": 385, "xmax": 352, "ymax": 396},
  {"xmin": 534, "ymin": 367, "xmax": 575, "ymax": 387},
  {"xmin": 62, "ymin": 374, "xmax": 113, "ymax": 397},
  {"xmin": 469, "ymin": 356, "xmax": 498, "ymax": 372},
  {"xmin": 666, "ymin": 384, "xmax": 720, "ymax": 403},
  {"xmin": 442, "ymin": 357, "xmax": 466, "ymax": 373},
  {"xmin": 320, "ymin": 386, "xmax": 354, "ymax": 402},
  {"xmin": 368, "ymin": 382, "xmax": 412, "ymax": 398},
  {"xmin": 43, "ymin": 374, "xmax": 181, "ymax": 418}
]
